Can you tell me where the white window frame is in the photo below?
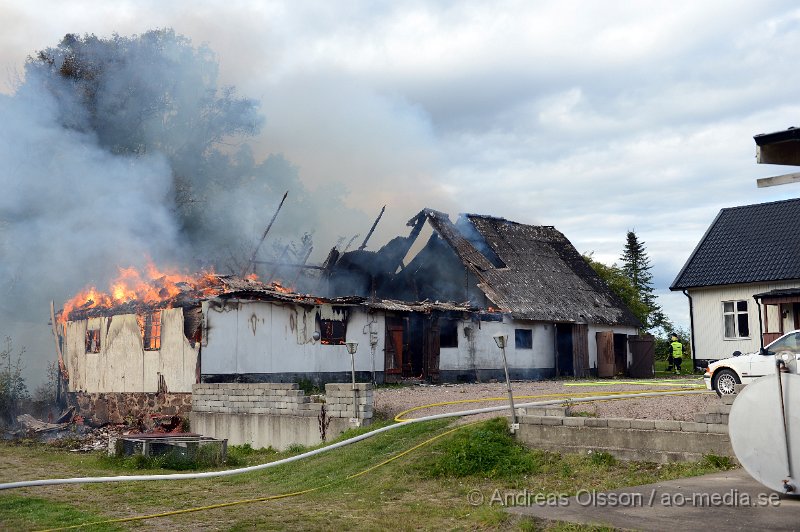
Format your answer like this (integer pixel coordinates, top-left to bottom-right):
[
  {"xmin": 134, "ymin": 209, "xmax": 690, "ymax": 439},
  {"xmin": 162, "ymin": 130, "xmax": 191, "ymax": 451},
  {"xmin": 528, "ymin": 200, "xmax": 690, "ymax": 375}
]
[{"xmin": 722, "ymin": 300, "xmax": 750, "ymax": 340}]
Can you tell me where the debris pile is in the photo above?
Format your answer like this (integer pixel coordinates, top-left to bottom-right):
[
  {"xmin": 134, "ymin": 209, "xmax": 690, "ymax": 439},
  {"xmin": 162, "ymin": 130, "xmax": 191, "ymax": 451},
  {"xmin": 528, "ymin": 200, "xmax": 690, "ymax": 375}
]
[{"xmin": 8, "ymin": 409, "xmax": 189, "ymax": 453}]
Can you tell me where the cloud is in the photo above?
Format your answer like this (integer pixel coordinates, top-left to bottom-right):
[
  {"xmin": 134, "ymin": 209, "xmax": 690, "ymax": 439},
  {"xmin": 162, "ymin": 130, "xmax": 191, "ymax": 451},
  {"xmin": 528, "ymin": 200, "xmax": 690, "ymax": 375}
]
[{"xmin": 2, "ymin": 0, "xmax": 800, "ymax": 385}]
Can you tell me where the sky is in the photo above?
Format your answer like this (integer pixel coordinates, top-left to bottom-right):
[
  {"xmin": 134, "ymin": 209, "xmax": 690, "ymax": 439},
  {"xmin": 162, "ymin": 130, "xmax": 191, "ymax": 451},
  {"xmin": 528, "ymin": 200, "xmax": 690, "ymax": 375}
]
[{"xmin": 2, "ymin": 0, "xmax": 800, "ymax": 380}]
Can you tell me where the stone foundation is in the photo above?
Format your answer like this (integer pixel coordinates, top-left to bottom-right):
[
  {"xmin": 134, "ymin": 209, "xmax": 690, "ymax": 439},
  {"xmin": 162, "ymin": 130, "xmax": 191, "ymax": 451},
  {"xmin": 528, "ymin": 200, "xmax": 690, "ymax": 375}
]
[{"xmin": 68, "ymin": 391, "xmax": 192, "ymax": 425}]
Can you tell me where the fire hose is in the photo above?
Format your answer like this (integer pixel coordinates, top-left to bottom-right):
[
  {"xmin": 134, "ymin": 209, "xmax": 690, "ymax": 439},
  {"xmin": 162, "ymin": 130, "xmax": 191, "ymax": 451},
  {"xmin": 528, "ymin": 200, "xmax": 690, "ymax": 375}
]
[
  {"xmin": 11, "ymin": 387, "xmax": 709, "ymax": 531},
  {"xmin": 0, "ymin": 387, "xmax": 706, "ymax": 491}
]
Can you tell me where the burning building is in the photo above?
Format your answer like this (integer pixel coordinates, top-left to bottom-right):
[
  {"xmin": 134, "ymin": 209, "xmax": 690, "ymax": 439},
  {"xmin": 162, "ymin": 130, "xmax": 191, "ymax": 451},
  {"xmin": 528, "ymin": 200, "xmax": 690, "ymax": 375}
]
[{"xmin": 57, "ymin": 209, "xmax": 640, "ymax": 423}]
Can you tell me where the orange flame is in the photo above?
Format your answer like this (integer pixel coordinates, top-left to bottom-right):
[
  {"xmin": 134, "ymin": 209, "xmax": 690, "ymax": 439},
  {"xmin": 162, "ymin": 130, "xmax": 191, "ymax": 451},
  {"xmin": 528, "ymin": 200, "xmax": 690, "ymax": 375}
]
[
  {"xmin": 60, "ymin": 262, "xmax": 221, "ymax": 322},
  {"xmin": 271, "ymin": 281, "xmax": 293, "ymax": 294},
  {"xmin": 60, "ymin": 262, "xmax": 300, "ymax": 322}
]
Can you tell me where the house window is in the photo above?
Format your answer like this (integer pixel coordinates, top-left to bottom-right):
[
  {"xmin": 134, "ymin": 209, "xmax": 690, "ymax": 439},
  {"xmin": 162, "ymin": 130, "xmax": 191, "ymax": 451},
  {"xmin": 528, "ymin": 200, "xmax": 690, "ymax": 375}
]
[
  {"xmin": 320, "ymin": 319, "xmax": 346, "ymax": 345},
  {"xmin": 440, "ymin": 320, "xmax": 458, "ymax": 348},
  {"xmin": 723, "ymin": 301, "xmax": 749, "ymax": 339},
  {"xmin": 140, "ymin": 311, "xmax": 162, "ymax": 350},
  {"xmin": 515, "ymin": 329, "xmax": 533, "ymax": 349},
  {"xmin": 85, "ymin": 328, "xmax": 100, "ymax": 353}
]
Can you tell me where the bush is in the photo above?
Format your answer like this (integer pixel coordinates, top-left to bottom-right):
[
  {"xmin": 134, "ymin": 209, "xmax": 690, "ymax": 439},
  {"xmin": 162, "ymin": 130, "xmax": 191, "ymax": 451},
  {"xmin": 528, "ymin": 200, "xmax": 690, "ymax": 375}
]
[
  {"xmin": 419, "ymin": 418, "xmax": 540, "ymax": 479},
  {"xmin": 285, "ymin": 443, "xmax": 308, "ymax": 455},
  {"xmin": 224, "ymin": 443, "xmax": 279, "ymax": 466},
  {"xmin": 295, "ymin": 378, "xmax": 323, "ymax": 396},
  {"xmin": 589, "ymin": 450, "xmax": 617, "ymax": 467},
  {"xmin": 702, "ymin": 454, "xmax": 735, "ymax": 470},
  {"xmin": 103, "ymin": 443, "xmax": 226, "ymax": 471}
]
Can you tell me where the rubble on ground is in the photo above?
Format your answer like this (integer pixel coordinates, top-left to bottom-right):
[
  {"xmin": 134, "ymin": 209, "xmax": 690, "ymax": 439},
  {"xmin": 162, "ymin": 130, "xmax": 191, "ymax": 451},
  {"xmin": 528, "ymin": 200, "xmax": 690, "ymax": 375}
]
[{"xmin": 6, "ymin": 409, "xmax": 189, "ymax": 453}]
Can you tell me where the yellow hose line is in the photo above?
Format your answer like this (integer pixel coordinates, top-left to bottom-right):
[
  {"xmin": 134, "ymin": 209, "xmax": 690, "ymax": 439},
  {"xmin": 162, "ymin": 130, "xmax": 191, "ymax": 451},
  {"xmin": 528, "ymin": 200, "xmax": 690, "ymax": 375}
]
[
  {"xmin": 37, "ymin": 421, "xmax": 480, "ymax": 532},
  {"xmin": 39, "ymin": 487, "xmax": 320, "ymax": 531},
  {"xmin": 38, "ymin": 386, "xmax": 708, "ymax": 530},
  {"xmin": 563, "ymin": 379, "xmax": 704, "ymax": 387},
  {"xmin": 393, "ymin": 386, "xmax": 701, "ymax": 422},
  {"xmin": 345, "ymin": 420, "xmax": 480, "ymax": 480}
]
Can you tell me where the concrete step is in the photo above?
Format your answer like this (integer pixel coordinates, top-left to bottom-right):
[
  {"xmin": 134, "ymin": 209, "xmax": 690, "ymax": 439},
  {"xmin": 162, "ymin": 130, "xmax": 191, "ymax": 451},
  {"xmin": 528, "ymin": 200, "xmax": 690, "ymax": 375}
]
[
  {"xmin": 705, "ymin": 403, "xmax": 732, "ymax": 415},
  {"xmin": 694, "ymin": 412, "xmax": 729, "ymax": 424}
]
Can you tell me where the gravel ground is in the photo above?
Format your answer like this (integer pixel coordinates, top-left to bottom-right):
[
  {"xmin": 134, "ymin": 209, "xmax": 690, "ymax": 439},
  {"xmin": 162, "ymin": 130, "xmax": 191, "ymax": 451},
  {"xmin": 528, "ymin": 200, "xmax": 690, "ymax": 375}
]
[{"xmin": 373, "ymin": 377, "xmax": 716, "ymax": 422}]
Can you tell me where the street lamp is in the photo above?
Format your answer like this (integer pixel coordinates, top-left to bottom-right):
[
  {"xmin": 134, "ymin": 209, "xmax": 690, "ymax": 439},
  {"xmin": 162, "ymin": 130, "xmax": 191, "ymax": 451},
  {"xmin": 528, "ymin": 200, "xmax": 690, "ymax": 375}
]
[
  {"xmin": 493, "ymin": 333, "xmax": 519, "ymax": 432},
  {"xmin": 345, "ymin": 342, "xmax": 359, "ymax": 422}
]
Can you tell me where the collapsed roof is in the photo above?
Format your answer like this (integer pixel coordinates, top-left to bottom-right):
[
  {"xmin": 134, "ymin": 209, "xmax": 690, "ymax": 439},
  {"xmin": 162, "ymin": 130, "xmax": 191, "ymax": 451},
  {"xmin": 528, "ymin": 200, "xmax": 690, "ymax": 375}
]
[
  {"xmin": 326, "ymin": 209, "xmax": 641, "ymax": 326},
  {"xmin": 63, "ymin": 208, "xmax": 640, "ymax": 328},
  {"xmin": 65, "ymin": 274, "xmax": 477, "ymax": 322}
]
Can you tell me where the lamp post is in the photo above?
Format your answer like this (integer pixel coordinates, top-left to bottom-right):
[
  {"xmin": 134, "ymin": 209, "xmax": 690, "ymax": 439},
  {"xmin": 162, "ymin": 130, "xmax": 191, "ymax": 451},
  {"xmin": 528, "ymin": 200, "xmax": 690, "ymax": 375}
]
[
  {"xmin": 345, "ymin": 342, "xmax": 359, "ymax": 422},
  {"xmin": 493, "ymin": 333, "xmax": 519, "ymax": 433}
]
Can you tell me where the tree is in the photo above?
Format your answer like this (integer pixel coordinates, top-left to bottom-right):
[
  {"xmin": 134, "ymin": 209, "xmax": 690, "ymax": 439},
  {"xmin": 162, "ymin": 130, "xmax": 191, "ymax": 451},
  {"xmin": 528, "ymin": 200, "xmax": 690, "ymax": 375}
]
[
  {"xmin": 0, "ymin": 337, "xmax": 28, "ymax": 426},
  {"xmin": 619, "ymin": 230, "xmax": 671, "ymax": 333},
  {"xmin": 584, "ymin": 253, "xmax": 649, "ymax": 327}
]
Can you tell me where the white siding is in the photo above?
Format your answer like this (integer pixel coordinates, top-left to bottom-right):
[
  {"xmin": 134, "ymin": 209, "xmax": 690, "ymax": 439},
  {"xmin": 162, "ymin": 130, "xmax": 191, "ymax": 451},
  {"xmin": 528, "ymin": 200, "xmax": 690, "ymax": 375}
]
[
  {"xmin": 438, "ymin": 319, "xmax": 636, "ymax": 372},
  {"xmin": 201, "ymin": 301, "xmax": 386, "ymax": 376},
  {"xmin": 438, "ymin": 318, "xmax": 555, "ymax": 371},
  {"xmin": 689, "ymin": 280, "xmax": 800, "ymax": 360},
  {"xmin": 65, "ymin": 308, "xmax": 199, "ymax": 393}
]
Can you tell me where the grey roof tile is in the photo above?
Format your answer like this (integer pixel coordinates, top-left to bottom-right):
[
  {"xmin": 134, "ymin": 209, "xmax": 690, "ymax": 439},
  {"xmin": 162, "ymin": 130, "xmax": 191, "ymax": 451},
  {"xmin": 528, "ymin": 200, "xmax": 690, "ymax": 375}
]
[{"xmin": 671, "ymin": 198, "xmax": 800, "ymax": 289}]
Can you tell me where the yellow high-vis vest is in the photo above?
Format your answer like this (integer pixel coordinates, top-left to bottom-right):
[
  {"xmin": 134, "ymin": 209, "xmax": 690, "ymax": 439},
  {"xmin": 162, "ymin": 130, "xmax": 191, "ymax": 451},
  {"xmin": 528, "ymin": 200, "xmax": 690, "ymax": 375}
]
[{"xmin": 671, "ymin": 341, "xmax": 683, "ymax": 359}]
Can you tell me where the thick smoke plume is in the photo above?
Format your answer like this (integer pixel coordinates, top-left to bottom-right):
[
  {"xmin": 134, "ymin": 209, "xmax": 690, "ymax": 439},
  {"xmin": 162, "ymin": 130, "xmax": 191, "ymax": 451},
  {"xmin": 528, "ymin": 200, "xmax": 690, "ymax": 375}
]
[{"xmin": 0, "ymin": 29, "xmax": 365, "ymax": 384}]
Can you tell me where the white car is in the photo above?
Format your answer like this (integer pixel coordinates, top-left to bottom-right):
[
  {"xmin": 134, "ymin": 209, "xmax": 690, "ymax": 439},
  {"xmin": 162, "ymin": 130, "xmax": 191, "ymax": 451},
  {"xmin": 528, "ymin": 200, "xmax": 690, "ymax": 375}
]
[{"xmin": 705, "ymin": 330, "xmax": 800, "ymax": 396}]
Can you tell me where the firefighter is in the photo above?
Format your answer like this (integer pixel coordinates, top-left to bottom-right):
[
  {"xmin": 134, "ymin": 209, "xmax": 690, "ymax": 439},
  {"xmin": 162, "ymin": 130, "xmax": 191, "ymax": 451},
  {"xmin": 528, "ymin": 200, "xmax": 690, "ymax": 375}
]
[{"xmin": 670, "ymin": 334, "xmax": 683, "ymax": 375}]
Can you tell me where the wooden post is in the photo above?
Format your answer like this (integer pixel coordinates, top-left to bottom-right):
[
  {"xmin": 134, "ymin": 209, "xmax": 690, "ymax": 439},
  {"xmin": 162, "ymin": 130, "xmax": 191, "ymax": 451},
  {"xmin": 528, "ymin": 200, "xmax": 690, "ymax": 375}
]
[{"xmin": 242, "ymin": 191, "xmax": 289, "ymax": 277}]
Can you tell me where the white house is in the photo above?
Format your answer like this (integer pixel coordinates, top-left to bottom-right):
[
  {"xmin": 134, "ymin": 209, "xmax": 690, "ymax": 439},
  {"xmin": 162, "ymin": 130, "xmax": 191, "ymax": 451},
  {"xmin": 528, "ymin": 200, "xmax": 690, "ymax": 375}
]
[
  {"xmin": 670, "ymin": 197, "xmax": 800, "ymax": 368},
  {"xmin": 60, "ymin": 208, "xmax": 642, "ymax": 422}
]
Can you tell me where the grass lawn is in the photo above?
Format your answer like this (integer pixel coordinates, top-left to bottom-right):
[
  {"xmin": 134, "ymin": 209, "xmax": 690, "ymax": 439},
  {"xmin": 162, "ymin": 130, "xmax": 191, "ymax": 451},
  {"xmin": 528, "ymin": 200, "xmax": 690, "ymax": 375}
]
[
  {"xmin": 653, "ymin": 357, "xmax": 701, "ymax": 377},
  {"xmin": 0, "ymin": 418, "xmax": 733, "ymax": 531}
]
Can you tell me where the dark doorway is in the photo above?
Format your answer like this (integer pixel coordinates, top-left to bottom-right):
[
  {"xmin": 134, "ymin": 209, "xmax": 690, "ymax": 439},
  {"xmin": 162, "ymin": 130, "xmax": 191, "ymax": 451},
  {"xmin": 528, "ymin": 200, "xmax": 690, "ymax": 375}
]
[
  {"xmin": 795, "ymin": 303, "xmax": 800, "ymax": 331},
  {"xmin": 556, "ymin": 325, "xmax": 574, "ymax": 377},
  {"xmin": 408, "ymin": 315, "xmax": 425, "ymax": 378},
  {"xmin": 613, "ymin": 334, "xmax": 628, "ymax": 376},
  {"xmin": 384, "ymin": 314, "xmax": 440, "ymax": 382}
]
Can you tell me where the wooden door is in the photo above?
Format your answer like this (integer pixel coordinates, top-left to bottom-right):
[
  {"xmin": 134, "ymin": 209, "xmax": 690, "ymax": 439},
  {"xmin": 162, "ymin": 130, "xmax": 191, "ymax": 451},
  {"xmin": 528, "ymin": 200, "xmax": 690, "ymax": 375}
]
[
  {"xmin": 384, "ymin": 317, "xmax": 405, "ymax": 375},
  {"xmin": 423, "ymin": 318, "xmax": 441, "ymax": 383},
  {"xmin": 572, "ymin": 324, "xmax": 590, "ymax": 378},
  {"xmin": 596, "ymin": 331, "xmax": 615, "ymax": 378}
]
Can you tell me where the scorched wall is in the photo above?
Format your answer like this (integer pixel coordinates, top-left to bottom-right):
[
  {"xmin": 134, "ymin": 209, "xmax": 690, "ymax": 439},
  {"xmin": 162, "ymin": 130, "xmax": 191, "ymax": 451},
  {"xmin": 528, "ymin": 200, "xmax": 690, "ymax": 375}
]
[{"xmin": 65, "ymin": 307, "xmax": 199, "ymax": 393}]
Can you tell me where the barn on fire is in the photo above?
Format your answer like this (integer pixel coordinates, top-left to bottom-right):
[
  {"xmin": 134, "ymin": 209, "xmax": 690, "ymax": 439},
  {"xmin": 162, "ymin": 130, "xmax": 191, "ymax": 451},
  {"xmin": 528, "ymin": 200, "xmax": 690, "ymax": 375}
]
[{"xmin": 58, "ymin": 209, "xmax": 641, "ymax": 422}]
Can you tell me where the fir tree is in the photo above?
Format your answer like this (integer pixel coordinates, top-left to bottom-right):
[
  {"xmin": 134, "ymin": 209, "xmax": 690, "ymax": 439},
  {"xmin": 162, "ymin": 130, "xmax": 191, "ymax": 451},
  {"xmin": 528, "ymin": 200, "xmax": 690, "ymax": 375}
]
[{"xmin": 619, "ymin": 231, "xmax": 670, "ymax": 332}]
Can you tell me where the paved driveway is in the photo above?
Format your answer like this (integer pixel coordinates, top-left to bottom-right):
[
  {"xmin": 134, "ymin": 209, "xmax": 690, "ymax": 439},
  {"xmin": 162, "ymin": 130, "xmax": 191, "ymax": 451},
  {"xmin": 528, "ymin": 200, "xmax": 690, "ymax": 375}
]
[{"xmin": 508, "ymin": 469, "xmax": 800, "ymax": 531}]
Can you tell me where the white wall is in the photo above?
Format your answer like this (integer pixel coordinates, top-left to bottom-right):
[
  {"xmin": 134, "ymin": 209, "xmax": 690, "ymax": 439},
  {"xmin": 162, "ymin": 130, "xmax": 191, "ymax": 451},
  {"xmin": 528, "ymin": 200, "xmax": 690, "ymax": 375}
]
[
  {"xmin": 689, "ymin": 280, "xmax": 800, "ymax": 360},
  {"xmin": 438, "ymin": 318, "xmax": 637, "ymax": 372},
  {"xmin": 65, "ymin": 308, "xmax": 198, "ymax": 393},
  {"xmin": 439, "ymin": 318, "xmax": 555, "ymax": 371},
  {"xmin": 201, "ymin": 301, "xmax": 386, "ymax": 376}
]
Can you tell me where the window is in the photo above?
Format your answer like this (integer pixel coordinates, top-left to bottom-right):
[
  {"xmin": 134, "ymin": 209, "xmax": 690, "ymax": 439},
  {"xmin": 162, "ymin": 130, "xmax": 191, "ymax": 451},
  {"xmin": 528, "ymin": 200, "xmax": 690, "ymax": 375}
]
[
  {"xmin": 767, "ymin": 332, "xmax": 800, "ymax": 356},
  {"xmin": 85, "ymin": 328, "xmax": 100, "ymax": 353},
  {"xmin": 139, "ymin": 311, "xmax": 162, "ymax": 350},
  {"xmin": 723, "ymin": 301, "xmax": 749, "ymax": 339},
  {"xmin": 515, "ymin": 329, "xmax": 532, "ymax": 349},
  {"xmin": 440, "ymin": 320, "xmax": 458, "ymax": 348},
  {"xmin": 320, "ymin": 319, "xmax": 346, "ymax": 345}
]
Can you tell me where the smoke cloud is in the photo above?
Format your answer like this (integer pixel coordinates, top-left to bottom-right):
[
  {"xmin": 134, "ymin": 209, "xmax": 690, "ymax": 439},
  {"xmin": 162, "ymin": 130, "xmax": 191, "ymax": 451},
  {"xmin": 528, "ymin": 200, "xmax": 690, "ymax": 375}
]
[{"xmin": 0, "ymin": 29, "xmax": 392, "ymax": 385}]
